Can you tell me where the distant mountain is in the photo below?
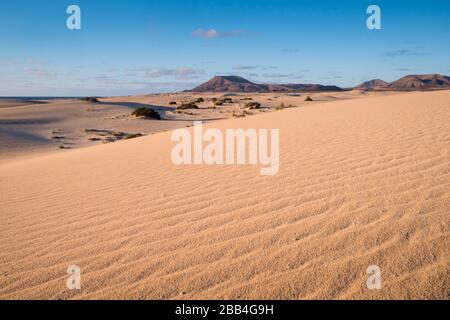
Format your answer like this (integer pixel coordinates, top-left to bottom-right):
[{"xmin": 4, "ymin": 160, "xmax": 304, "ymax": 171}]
[
  {"xmin": 355, "ymin": 79, "xmax": 388, "ymax": 90},
  {"xmin": 189, "ymin": 76, "xmax": 264, "ymax": 92},
  {"xmin": 187, "ymin": 74, "xmax": 450, "ymax": 93},
  {"xmin": 385, "ymin": 74, "xmax": 450, "ymax": 90},
  {"xmin": 188, "ymin": 76, "xmax": 344, "ymax": 93}
]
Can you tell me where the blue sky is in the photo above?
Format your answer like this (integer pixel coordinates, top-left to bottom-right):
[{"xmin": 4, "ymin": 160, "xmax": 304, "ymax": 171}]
[{"xmin": 1, "ymin": 0, "xmax": 449, "ymax": 96}]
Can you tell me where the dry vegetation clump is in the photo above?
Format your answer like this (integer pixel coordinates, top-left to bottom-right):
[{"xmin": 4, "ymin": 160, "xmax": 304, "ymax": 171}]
[
  {"xmin": 79, "ymin": 97, "xmax": 100, "ymax": 103},
  {"xmin": 275, "ymin": 103, "xmax": 298, "ymax": 110},
  {"xmin": 244, "ymin": 102, "xmax": 261, "ymax": 109},
  {"xmin": 131, "ymin": 107, "xmax": 161, "ymax": 120},
  {"xmin": 85, "ymin": 128, "xmax": 144, "ymax": 143},
  {"xmin": 177, "ymin": 102, "xmax": 199, "ymax": 110},
  {"xmin": 169, "ymin": 101, "xmax": 177, "ymax": 105},
  {"xmin": 124, "ymin": 133, "xmax": 143, "ymax": 140},
  {"xmin": 211, "ymin": 97, "xmax": 233, "ymax": 106},
  {"xmin": 305, "ymin": 96, "xmax": 313, "ymax": 102}
]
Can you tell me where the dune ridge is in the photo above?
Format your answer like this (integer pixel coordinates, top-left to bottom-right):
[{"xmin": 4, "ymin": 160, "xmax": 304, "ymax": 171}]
[{"xmin": 0, "ymin": 91, "xmax": 449, "ymax": 299}]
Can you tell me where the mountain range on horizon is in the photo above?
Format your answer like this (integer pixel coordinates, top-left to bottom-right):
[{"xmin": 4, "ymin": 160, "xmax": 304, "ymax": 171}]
[{"xmin": 187, "ymin": 74, "xmax": 450, "ymax": 93}]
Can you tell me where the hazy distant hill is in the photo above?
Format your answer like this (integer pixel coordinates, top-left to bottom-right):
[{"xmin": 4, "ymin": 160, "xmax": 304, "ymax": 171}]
[
  {"xmin": 355, "ymin": 79, "xmax": 388, "ymax": 90},
  {"xmin": 385, "ymin": 74, "xmax": 450, "ymax": 90},
  {"xmin": 189, "ymin": 76, "xmax": 265, "ymax": 92},
  {"xmin": 187, "ymin": 74, "xmax": 450, "ymax": 93},
  {"xmin": 188, "ymin": 76, "xmax": 344, "ymax": 93}
]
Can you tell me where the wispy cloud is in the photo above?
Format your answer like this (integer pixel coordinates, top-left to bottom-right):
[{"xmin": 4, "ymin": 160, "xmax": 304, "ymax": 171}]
[
  {"xmin": 281, "ymin": 48, "xmax": 300, "ymax": 53},
  {"xmin": 385, "ymin": 49, "xmax": 422, "ymax": 57},
  {"xmin": 261, "ymin": 73, "xmax": 305, "ymax": 79},
  {"xmin": 26, "ymin": 57, "xmax": 45, "ymax": 65},
  {"xmin": 232, "ymin": 65, "xmax": 259, "ymax": 70},
  {"xmin": 192, "ymin": 28, "xmax": 244, "ymax": 38},
  {"xmin": 394, "ymin": 67, "xmax": 411, "ymax": 72},
  {"xmin": 261, "ymin": 66, "xmax": 278, "ymax": 70},
  {"xmin": 133, "ymin": 67, "xmax": 205, "ymax": 79},
  {"xmin": 24, "ymin": 67, "xmax": 58, "ymax": 79}
]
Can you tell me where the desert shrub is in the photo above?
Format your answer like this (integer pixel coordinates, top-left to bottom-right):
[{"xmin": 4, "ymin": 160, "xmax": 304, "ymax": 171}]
[
  {"xmin": 177, "ymin": 102, "xmax": 199, "ymax": 110},
  {"xmin": 232, "ymin": 111, "xmax": 246, "ymax": 118},
  {"xmin": 276, "ymin": 103, "xmax": 298, "ymax": 110},
  {"xmin": 80, "ymin": 97, "xmax": 100, "ymax": 103},
  {"xmin": 305, "ymin": 96, "xmax": 313, "ymax": 102},
  {"xmin": 245, "ymin": 102, "xmax": 261, "ymax": 109},
  {"xmin": 132, "ymin": 107, "xmax": 161, "ymax": 120},
  {"xmin": 214, "ymin": 101, "xmax": 224, "ymax": 106},
  {"xmin": 276, "ymin": 103, "xmax": 286, "ymax": 110},
  {"xmin": 194, "ymin": 97, "xmax": 204, "ymax": 103},
  {"xmin": 124, "ymin": 133, "xmax": 143, "ymax": 140},
  {"xmin": 169, "ymin": 101, "xmax": 177, "ymax": 105}
]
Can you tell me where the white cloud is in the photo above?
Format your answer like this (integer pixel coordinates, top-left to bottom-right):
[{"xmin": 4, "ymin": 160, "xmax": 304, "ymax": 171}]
[{"xmin": 192, "ymin": 29, "xmax": 244, "ymax": 38}]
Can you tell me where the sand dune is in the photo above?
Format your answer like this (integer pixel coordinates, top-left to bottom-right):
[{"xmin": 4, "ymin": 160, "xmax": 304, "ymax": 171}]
[
  {"xmin": 0, "ymin": 91, "xmax": 378, "ymax": 163},
  {"xmin": 0, "ymin": 91, "xmax": 449, "ymax": 299}
]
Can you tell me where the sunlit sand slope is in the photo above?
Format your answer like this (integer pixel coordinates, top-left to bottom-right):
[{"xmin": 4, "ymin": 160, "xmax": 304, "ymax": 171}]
[{"xmin": 0, "ymin": 91, "xmax": 449, "ymax": 299}]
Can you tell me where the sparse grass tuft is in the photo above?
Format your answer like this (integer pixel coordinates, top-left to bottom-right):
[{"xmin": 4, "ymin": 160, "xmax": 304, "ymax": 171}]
[{"xmin": 276, "ymin": 103, "xmax": 298, "ymax": 110}]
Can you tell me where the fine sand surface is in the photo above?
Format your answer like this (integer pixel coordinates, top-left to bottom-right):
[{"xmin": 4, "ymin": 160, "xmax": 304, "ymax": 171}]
[
  {"xmin": 0, "ymin": 90, "xmax": 449, "ymax": 299},
  {"xmin": 0, "ymin": 90, "xmax": 398, "ymax": 163}
]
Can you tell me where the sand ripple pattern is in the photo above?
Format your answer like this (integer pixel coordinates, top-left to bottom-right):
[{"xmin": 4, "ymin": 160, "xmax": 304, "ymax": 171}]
[{"xmin": 0, "ymin": 91, "xmax": 449, "ymax": 299}]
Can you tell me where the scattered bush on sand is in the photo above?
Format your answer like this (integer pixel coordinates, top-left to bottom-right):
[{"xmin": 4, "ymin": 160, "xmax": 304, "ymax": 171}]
[
  {"xmin": 124, "ymin": 133, "xmax": 143, "ymax": 140},
  {"xmin": 131, "ymin": 107, "xmax": 161, "ymax": 120},
  {"xmin": 169, "ymin": 101, "xmax": 177, "ymax": 105},
  {"xmin": 305, "ymin": 96, "xmax": 313, "ymax": 102},
  {"xmin": 80, "ymin": 97, "xmax": 100, "ymax": 103},
  {"xmin": 276, "ymin": 103, "xmax": 298, "ymax": 110},
  {"xmin": 245, "ymin": 102, "xmax": 261, "ymax": 109},
  {"xmin": 177, "ymin": 102, "xmax": 199, "ymax": 110}
]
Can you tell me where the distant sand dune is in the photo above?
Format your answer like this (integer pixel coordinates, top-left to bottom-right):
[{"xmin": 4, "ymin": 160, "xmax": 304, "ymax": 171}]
[{"xmin": 0, "ymin": 91, "xmax": 449, "ymax": 299}]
